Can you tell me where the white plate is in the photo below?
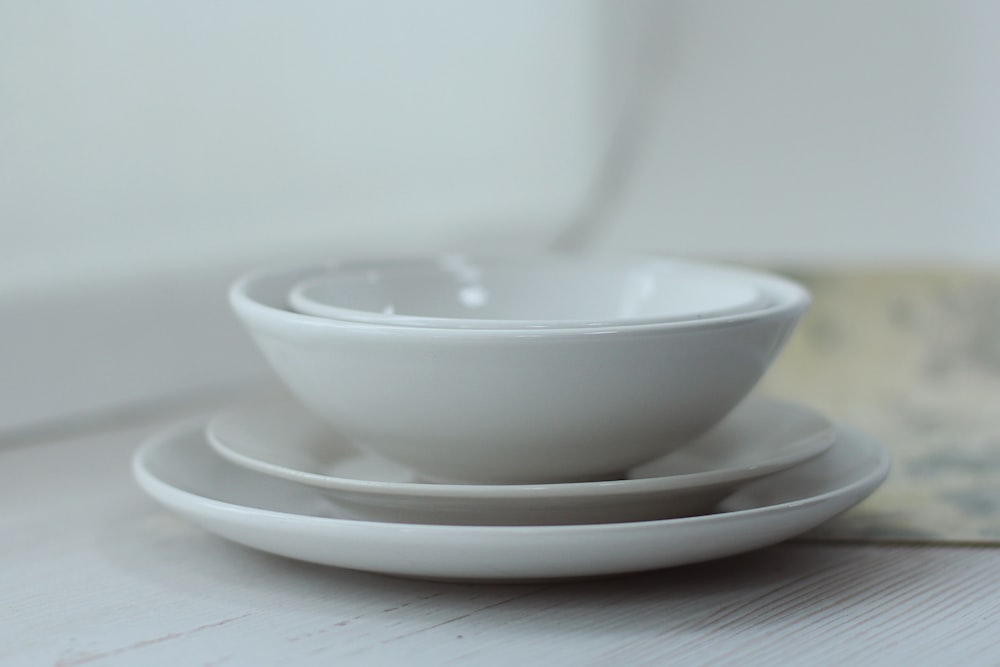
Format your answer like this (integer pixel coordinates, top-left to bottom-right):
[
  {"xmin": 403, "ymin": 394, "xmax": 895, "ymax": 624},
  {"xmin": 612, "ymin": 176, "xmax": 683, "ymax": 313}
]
[
  {"xmin": 207, "ymin": 396, "xmax": 835, "ymax": 525},
  {"xmin": 133, "ymin": 422, "xmax": 889, "ymax": 582}
]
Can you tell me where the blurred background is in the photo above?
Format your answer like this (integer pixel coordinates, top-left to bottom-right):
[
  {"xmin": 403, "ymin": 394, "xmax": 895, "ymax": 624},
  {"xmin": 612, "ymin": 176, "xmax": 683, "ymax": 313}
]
[{"xmin": 3, "ymin": 0, "xmax": 999, "ymax": 476}]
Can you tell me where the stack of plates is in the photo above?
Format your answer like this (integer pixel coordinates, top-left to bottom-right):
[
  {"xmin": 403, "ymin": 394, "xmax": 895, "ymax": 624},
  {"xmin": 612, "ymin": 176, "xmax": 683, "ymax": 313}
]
[{"xmin": 133, "ymin": 395, "xmax": 889, "ymax": 582}]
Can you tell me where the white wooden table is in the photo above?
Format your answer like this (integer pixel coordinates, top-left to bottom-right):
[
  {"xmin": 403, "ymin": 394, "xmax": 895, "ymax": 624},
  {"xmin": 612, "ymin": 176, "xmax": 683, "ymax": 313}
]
[{"xmin": 4, "ymin": 391, "xmax": 999, "ymax": 667}]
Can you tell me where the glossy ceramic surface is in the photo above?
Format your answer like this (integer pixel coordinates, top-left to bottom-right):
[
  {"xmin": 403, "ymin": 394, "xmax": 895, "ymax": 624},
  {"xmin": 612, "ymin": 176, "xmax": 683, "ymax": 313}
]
[
  {"xmin": 207, "ymin": 395, "xmax": 835, "ymax": 525},
  {"xmin": 287, "ymin": 255, "xmax": 768, "ymax": 329},
  {"xmin": 133, "ymin": 422, "xmax": 890, "ymax": 581},
  {"xmin": 229, "ymin": 259, "xmax": 810, "ymax": 484}
]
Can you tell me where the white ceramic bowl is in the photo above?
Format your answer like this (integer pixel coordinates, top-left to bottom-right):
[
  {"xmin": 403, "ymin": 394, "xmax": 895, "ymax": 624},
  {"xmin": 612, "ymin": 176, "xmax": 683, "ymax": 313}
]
[
  {"xmin": 230, "ymin": 256, "xmax": 810, "ymax": 484},
  {"xmin": 288, "ymin": 255, "xmax": 769, "ymax": 329}
]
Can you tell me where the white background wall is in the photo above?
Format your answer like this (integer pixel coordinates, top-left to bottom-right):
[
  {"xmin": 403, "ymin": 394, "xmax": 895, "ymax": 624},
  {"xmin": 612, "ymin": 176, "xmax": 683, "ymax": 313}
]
[
  {"xmin": 599, "ymin": 1, "xmax": 1000, "ymax": 264},
  {"xmin": 5, "ymin": 0, "xmax": 1000, "ymax": 297},
  {"xmin": 3, "ymin": 1, "xmax": 999, "ymax": 434},
  {"xmin": 0, "ymin": 0, "xmax": 604, "ymax": 295}
]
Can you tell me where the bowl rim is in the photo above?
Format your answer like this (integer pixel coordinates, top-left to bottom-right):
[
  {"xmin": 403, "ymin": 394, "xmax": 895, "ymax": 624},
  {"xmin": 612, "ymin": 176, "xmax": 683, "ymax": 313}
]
[
  {"xmin": 286, "ymin": 257, "xmax": 772, "ymax": 329},
  {"xmin": 230, "ymin": 253, "xmax": 811, "ymax": 338}
]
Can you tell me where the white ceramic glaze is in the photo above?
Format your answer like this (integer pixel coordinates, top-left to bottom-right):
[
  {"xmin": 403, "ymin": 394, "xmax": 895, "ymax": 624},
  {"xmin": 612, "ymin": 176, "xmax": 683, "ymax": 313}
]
[
  {"xmin": 288, "ymin": 255, "xmax": 768, "ymax": 329},
  {"xmin": 229, "ymin": 258, "xmax": 810, "ymax": 484},
  {"xmin": 207, "ymin": 395, "xmax": 835, "ymax": 525},
  {"xmin": 133, "ymin": 422, "xmax": 890, "ymax": 582}
]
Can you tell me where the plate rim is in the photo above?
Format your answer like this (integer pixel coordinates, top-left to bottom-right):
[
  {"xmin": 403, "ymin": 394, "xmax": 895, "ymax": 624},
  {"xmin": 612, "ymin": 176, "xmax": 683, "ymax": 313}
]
[
  {"xmin": 205, "ymin": 395, "xmax": 837, "ymax": 502},
  {"xmin": 135, "ymin": 419, "xmax": 890, "ymax": 536},
  {"xmin": 132, "ymin": 421, "xmax": 890, "ymax": 579}
]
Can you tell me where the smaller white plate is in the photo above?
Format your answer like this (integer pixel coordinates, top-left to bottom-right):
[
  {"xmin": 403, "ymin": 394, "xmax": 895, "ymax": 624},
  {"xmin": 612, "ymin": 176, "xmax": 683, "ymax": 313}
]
[
  {"xmin": 207, "ymin": 396, "xmax": 835, "ymax": 525},
  {"xmin": 133, "ymin": 423, "xmax": 889, "ymax": 582}
]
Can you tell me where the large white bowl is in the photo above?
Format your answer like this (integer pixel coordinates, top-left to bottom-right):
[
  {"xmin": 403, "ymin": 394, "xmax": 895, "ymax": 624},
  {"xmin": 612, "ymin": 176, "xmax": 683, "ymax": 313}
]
[
  {"xmin": 288, "ymin": 255, "xmax": 768, "ymax": 329},
  {"xmin": 230, "ymin": 256, "xmax": 810, "ymax": 485}
]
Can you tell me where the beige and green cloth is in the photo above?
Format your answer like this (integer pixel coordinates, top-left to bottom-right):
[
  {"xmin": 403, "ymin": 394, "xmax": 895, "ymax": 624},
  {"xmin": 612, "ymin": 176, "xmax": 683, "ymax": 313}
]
[{"xmin": 759, "ymin": 269, "xmax": 1000, "ymax": 544}]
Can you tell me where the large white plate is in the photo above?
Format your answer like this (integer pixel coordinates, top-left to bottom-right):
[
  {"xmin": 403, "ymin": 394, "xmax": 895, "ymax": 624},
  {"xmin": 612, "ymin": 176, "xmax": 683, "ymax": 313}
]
[
  {"xmin": 207, "ymin": 396, "xmax": 835, "ymax": 525},
  {"xmin": 133, "ymin": 422, "xmax": 889, "ymax": 582}
]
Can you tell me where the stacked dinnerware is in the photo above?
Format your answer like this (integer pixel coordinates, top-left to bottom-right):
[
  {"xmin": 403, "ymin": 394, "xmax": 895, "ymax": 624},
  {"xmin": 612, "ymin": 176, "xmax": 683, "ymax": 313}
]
[{"xmin": 133, "ymin": 254, "xmax": 890, "ymax": 581}]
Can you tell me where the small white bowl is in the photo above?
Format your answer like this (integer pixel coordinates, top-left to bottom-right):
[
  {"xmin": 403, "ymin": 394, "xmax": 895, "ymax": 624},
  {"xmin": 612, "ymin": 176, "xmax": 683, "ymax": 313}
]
[
  {"xmin": 288, "ymin": 255, "xmax": 768, "ymax": 329},
  {"xmin": 230, "ymin": 255, "xmax": 810, "ymax": 485}
]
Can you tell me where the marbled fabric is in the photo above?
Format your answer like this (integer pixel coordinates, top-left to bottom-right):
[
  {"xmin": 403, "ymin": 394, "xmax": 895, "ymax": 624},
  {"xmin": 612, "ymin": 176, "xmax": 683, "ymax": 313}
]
[{"xmin": 760, "ymin": 269, "xmax": 1000, "ymax": 543}]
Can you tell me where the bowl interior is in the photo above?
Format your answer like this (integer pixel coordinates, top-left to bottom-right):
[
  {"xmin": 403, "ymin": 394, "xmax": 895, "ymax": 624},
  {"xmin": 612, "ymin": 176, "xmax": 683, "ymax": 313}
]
[{"xmin": 288, "ymin": 256, "xmax": 768, "ymax": 327}]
